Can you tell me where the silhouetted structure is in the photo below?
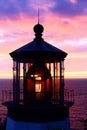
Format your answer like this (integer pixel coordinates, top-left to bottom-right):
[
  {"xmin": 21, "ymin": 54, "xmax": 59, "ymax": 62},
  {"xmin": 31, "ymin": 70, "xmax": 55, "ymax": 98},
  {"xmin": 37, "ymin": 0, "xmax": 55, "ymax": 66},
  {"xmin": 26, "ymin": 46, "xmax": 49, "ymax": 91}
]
[{"xmin": 3, "ymin": 23, "xmax": 74, "ymax": 130}]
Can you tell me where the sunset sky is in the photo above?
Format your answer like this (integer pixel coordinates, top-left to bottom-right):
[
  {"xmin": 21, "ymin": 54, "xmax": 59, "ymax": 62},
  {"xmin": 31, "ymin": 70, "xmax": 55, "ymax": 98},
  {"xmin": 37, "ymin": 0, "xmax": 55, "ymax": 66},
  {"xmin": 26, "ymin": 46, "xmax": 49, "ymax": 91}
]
[{"xmin": 0, "ymin": 0, "xmax": 87, "ymax": 78}]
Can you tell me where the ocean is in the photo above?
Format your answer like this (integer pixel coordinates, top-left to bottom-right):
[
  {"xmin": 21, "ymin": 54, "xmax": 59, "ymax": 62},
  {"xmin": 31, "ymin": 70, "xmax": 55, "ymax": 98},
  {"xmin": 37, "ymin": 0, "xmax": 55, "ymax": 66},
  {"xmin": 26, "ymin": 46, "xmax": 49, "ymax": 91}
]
[
  {"xmin": 65, "ymin": 79, "xmax": 87, "ymax": 130},
  {"xmin": 0, "ymin": 78, "xmax": 87, "ymax": 130}
]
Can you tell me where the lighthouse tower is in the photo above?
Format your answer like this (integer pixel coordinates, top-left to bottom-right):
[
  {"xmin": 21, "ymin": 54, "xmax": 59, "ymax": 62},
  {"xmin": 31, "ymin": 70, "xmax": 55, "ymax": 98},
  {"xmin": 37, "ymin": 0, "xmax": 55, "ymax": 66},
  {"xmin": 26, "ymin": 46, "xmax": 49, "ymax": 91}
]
[{"xmin": 3, "ymin": 24, "xmax": 74, "ymax": 130}]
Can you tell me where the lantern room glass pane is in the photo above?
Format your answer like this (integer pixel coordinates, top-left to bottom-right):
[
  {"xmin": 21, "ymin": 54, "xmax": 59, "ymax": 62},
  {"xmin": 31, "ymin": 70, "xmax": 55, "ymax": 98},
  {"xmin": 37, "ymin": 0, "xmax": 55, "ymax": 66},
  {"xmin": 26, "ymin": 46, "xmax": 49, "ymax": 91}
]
[
  {"xmin": 61, "ymin": 61, "xmax": 64, "ymax": 77},
  {"xmin": 46, "ymin": 62, "xmax": 61, "ymax": 104},
  {"xmin": 20, "ymin": 63, "xmax": 23, "ymax": 78},
  {"xmin": 13, "ymin": 60, "xmax": 20, "ymax": 102},
  {"xmin": 13, "ymin": 60, "xmax": 16, "ymax": 80}
]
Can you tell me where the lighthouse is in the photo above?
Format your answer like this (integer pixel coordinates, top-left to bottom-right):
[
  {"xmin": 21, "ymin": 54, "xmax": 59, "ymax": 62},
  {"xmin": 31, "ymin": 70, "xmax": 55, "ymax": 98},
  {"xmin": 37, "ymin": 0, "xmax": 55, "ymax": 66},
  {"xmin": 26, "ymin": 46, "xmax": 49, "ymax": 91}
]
[{"xmin": 3, "ymin": 23, "xmax": 74, "ymax": 130}]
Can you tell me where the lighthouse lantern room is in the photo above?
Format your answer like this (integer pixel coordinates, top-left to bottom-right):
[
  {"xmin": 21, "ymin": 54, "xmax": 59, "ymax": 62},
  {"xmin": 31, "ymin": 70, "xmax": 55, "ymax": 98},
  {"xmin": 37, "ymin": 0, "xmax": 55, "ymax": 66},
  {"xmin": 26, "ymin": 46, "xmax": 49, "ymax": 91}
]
[{"xmin": 3, "ymin": 24, "xmax": 74, "ymax": 130}]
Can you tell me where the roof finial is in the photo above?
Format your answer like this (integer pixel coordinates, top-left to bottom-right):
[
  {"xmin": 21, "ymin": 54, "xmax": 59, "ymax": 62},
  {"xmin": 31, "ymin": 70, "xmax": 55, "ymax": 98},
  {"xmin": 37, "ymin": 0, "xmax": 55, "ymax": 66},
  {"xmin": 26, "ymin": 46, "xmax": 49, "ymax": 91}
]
[
  {"xmin": 38, "ymin": 8, "xmax": 40, "ymax": 24},
  {"xmin": 33, "ymin": 8, "xmax": 44, "ymax": 39}
]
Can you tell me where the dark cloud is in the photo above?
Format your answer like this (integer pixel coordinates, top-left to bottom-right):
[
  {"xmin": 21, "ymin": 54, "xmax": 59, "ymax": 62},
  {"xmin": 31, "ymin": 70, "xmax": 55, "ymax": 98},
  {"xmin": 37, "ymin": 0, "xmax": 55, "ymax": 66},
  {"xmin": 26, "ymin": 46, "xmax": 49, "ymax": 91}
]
[
  {"xmin": 0, "ymin": 0, "xmax": 87, "ymax": 19},
  {"xmin": 0, "ymin": 0, "xmax": 37, "ymax": 19},
  {"xmin": 50, "ymin": 0, "xmax": 87, "ymax": 17}
]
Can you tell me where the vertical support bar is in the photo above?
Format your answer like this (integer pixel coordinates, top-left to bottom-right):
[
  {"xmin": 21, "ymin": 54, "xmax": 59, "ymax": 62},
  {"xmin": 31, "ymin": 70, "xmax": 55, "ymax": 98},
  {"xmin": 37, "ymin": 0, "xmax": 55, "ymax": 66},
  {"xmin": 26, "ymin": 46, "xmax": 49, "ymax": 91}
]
[
  {"xmin": 60, "ymin": 60, "xmax": 64, "ymax": 104},
  {"xmin": 53, "ymin": 62, "xmax": 55, "ymax": 104},
  {"xmin": 55, "ymin": 62, "xmax": 59, "ymax": 102},
  {"xmin": 49, "ymin": 63, "xmax": 51, "ymax": 72},
  {"xmin": 23, "ymin": 63, "xmax": 26, "ymax": 102},
  {"xmin": 23, "ymin": 63, "xmax": 26, "ymax": 77},
  {"xmin": 16, "ymin": 61, "xmax": 20, "ymax": 102},
  {"xmin": 60, "ymin": 61, "xmax": 62, "ymax": 104},
  {"xmin": 13, "ymin": 60, "xmax": 16, "ymax": 102}
]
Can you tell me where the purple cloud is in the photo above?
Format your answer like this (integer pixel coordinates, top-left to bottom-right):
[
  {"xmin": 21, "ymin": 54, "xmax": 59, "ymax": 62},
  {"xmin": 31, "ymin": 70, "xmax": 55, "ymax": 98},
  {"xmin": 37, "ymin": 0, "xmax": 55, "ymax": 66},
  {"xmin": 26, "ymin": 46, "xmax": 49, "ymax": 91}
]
[
  {"xmin": 0, "ymin": 0, "xmax": 87, "ymax": 19},
  {"xmin": 50, "ymin": 0, "xmax": 87, "ymax": 17},
  {"xmin": 0, "ymin": 0, "xmax": 37, "ymax": 19}
]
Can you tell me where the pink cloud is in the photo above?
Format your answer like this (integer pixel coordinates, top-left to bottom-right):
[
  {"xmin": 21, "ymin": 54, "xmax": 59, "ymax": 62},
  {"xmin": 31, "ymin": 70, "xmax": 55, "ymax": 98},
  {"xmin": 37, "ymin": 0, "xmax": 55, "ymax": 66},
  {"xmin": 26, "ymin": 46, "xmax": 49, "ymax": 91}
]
[{"xmin": 0, "ymin": 0, "xmax": 87, "ymax": 78}]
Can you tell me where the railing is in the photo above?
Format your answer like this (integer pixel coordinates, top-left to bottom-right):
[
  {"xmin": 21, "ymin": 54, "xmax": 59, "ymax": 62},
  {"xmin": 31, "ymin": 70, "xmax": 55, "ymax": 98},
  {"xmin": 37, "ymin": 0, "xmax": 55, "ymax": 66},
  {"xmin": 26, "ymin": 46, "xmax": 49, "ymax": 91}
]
[
  {"xmin": 64, "ymin": 89, "xmax": 74, "ymax": 102},
  {"xmin": 1, "ymin": 89, "xmax": 74, "ymax": 105}
]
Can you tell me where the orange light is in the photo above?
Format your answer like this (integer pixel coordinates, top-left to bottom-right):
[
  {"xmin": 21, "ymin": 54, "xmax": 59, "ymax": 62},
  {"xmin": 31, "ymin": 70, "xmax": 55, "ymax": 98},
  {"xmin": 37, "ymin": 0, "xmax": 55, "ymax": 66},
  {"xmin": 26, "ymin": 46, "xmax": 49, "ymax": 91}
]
[
  {"xmin": 36, "ymin": 77, "xmax": 42, "ymax": 80},
  {"xmin": 35, "ymin": 84, "xmax": 41, "ymax": 92}
]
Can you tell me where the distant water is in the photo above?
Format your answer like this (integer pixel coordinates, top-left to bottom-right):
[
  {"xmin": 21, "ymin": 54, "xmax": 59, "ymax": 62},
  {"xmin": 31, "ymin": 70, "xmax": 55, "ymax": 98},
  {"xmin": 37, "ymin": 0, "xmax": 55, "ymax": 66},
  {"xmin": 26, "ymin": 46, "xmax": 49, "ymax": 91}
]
[
  {"xmin": 65, "ymin": 78, "xmax": 87, "ymax": 130},
  {"xmin": 0, "ymin": 79, "xmax": 13, "ymax": 120},
  {"xmin": 0, "ymin": 78, "xmax": 87, "ymax": 130}
]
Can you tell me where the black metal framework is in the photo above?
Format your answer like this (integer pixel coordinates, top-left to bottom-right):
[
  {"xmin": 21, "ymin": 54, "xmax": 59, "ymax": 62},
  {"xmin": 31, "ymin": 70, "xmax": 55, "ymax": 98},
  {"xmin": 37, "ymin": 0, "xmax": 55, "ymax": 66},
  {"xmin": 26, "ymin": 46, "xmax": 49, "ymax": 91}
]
[{"xmin": 12, "ymin": 60, "xmax": 65, "ymax": 105}]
